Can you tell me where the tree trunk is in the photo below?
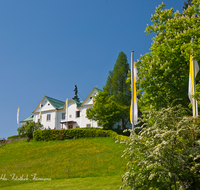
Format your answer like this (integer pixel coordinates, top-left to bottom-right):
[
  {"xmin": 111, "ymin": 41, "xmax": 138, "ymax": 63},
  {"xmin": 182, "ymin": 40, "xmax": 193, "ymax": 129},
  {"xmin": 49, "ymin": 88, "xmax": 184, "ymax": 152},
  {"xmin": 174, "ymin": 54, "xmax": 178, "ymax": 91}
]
[{"xmin": 122, "ymin": 118, "xmax": 125, "ymax": 130}]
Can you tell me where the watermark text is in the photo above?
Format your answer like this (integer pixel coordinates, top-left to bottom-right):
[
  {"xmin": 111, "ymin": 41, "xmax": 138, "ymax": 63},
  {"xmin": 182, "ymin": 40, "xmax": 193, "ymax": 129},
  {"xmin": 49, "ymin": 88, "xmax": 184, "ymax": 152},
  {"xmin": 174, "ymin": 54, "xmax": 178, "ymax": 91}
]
[{"xmin": 0, "ymin": 173, "xmax": 51, "ymax": 181}]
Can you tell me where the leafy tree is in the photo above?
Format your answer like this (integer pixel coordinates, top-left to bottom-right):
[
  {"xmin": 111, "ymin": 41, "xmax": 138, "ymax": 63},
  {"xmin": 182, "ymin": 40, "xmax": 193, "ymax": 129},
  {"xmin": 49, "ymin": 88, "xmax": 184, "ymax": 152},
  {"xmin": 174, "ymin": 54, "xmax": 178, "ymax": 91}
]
[
  {"xmin": 87, "ymin": 51, "xmax": 131, "ymax": 129},
  {"xmin": 136, "ymin": 1, "xmax": 200, "ymax": 113},
  {"xmin": 122, "ymin": 104, "xmax": 200, "ymax": 189},
  {"xmin": 183, "ymin": 0, "xmax": 193, "ymax": 10},
  {"xmin": 17, "ymin": 121, "xmax": 43, "ymax": 139},
  {"xmin": 86, "ymin": 91, "xmax": 123, "ymax": 129}
]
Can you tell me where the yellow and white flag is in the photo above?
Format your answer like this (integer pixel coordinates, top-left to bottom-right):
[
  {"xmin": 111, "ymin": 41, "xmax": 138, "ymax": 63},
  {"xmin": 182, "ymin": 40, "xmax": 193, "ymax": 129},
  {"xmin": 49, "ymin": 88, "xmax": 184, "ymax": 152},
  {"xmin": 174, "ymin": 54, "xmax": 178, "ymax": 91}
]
[
  {"xmin": 66, "ymin": 98, "xmax": 68, "ymax": 118},
  {"xmin": 130, "ymin": 52, "xmax": 138, "ymax": 125},
  {"xmin": 39, "ymin": 103, "xmax": 41, "ymax": 120},
  {"xmin": 188, "ymin": 43, "xmax": 199, "ymax": 116},
  {"xmin": 17, "ymin": 106, "xmax": 20, "ymax": 124}
]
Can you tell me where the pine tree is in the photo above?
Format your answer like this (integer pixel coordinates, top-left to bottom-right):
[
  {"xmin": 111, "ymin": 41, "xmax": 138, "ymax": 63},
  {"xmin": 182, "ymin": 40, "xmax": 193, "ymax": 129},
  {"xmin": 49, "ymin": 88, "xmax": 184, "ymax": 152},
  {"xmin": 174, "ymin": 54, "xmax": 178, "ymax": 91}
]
[
  {"xmin": 104, "ymin": 51, "xmax": 131, "ymax": 129},
  {"xmin": 86, "ymin": 51, "xmax": 131, "ymax": 129}
]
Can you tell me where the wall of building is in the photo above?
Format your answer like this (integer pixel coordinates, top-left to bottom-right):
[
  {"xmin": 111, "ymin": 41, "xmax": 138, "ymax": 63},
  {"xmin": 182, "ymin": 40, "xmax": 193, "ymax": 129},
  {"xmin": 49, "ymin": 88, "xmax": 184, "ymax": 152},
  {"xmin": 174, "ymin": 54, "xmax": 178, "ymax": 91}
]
[
  {"xmin": 35, "ymin": 98, "xmax": 55, "ymax": 113},
  {"xmin": 83, "ymin": 90, "xmax": 96, "ymax": 105},
  {"xmin": 80, "ymin": 105, "xmax": 98, "ymax": 127},
  {"xmin": 31, "ymin": 88, "xmax": 100, "ymax": 129},
  {"xmin": 34, "ymin": 111, "xmax": 56, "ymax": 129},
  {"xmin": 56, "ymin": 110, "xmax": 66, "ymax": 129}
]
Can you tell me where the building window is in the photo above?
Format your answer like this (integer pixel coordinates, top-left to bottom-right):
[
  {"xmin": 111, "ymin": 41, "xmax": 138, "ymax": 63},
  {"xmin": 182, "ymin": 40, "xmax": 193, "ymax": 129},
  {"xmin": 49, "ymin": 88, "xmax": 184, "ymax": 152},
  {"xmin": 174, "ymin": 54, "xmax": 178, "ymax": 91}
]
[
  {"xmin": 62, "ymin": 113, "xmax": 65, "ymax": 120},
  {"xmin": 47, "ymin": 114, "xmax": 51, "ymax": 121},
  {"xmin": 75, "ymin": 126, "xmax": 80, "ymax": 128},
  {"xmin": 86, "ymin": 124, "xmax": 91, "ymax": 127},
  {"xmin": 76, "ymin": 111, "xmax": 80, "ymax": 118}
]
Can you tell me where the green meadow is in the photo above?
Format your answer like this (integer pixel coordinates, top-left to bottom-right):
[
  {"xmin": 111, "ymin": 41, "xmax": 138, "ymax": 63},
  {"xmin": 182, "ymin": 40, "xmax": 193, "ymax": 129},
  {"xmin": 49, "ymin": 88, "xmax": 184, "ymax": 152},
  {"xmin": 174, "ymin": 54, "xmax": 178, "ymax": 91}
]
[{"xmin": 0, "ymin": 137, "xmax": 129, "ymax": 189}]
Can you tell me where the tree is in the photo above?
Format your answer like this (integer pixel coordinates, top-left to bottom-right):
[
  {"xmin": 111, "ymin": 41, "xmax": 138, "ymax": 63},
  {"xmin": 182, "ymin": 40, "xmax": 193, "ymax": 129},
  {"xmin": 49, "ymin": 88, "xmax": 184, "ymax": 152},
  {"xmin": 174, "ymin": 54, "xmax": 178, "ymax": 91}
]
[
  {"xmin": 183, "ymin": 0, "xmax": 193, "ymax": 10},
  {"xmin": 86, "ymin": 51, "xmax": 131, "ymax": 129},
  {"xmin": 122, "ymin": 104, "xmax": 200, "ymax": 189},
  {"xmin": 136, "ymin": 1, "xmax": 200, "ymax": 113},
  {"xmin": 104, "ymin": 51, "xmax": 131, "ymax": 129},
  {"xmin": 17, "ymin": 121, "xmax": 43, "ymax": 139},
  {"xmin": 86, "ymin": 91, "xmax": 123, "ymax": 129}
]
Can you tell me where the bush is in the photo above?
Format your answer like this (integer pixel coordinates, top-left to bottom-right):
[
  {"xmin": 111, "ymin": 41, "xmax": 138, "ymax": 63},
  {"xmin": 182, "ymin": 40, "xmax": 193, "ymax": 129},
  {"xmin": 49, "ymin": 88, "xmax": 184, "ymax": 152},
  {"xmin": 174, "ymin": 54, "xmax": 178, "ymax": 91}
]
[
  {"xmin": 122, "ymin": 105, "xmax": 200, "ymax": 190},
  {"xmin": 7, "ymin": 134, "xmax": 26, "ymax": 140},
  {"xmin": 104, "ymin": 128, "xmax": 130, "ymax": 136},
  {"xmin": 33, "ymin": 128, "xmax": 129, "ymax": 142},
  {"xmin": 17, "ymin": 121, "xmax": 43, "ymax": 139},
  {"xmin": 0, "ymin": 138, "xmax": 6, "ymax": 144}
]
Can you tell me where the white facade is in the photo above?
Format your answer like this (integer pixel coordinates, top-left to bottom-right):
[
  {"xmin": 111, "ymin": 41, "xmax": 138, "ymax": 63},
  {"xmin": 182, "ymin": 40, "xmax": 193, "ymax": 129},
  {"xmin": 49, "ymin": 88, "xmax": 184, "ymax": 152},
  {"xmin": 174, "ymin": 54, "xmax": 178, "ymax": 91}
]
[{"xmin": 31, "ymin": 88, "xmax": 100, "ymax": 129}]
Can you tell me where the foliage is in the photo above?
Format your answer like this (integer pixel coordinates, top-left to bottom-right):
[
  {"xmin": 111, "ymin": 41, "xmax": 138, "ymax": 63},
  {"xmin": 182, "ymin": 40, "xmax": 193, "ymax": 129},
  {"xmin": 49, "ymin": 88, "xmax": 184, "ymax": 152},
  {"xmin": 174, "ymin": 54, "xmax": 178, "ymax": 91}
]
[
  {"xmin": 136, "ymin": 1, "xmax": 200, "ymax": 113},
  {"xmin": 33, "ymin": 127, "xmax": 129, "ymax": 142},
  {"xmin": 104, "ymin": 51, "xmax": 130, "ymax": 105},
  {"xmin": 105, "ymin": 128, "xmax": 130, "ymax": 136},
  {"xmin": 122, "ymin": 104, "xmax": 200, "ymax": 190},
  {"xmin": 190, "ymin": 83, "xmax": 200, "ymax": 109},
  {"xmin": 7, "ymin": 134, "xmax": 26, "ymax": 140},
  {"xmin": 86, "ymin": 51, "xmax": 131, "ymax": 129},
  {"xmin": 0, "ymin": 138, "xmax": 127, "ymax": 189},
  {"xmin": 104, "ymin": 51, "xmax": 131, "ymax": 129},
  {"xmin": 183, "ymin": 0, "xmax": 193, "ymax": 10},
  {"xmin": 17, "ymin": 121, "xmax": 43, "ymax": 139},
  {"xmin": 86, "ymin": 91, "xmax": 123, "ymax": 129},
  {"xmin": 0, "ymin": 138, "xmax": 6, "ymax": 144}
]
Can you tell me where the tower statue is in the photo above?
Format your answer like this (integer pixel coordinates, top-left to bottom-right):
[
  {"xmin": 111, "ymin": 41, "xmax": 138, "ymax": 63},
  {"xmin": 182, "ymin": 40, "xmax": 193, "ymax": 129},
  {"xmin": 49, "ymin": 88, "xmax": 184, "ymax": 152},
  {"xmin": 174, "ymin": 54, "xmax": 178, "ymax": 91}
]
[{"xmin": 73, "ymin": 85, "xmax": 79, "ymax": 101}]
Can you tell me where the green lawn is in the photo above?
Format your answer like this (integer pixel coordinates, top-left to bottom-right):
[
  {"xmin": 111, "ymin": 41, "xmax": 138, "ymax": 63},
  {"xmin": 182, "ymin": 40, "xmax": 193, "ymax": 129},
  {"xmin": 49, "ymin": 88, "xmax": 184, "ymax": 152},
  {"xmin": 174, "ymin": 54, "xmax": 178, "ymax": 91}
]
[
  {"xmin": 0, "ymin": 175, "xmax": 131, "ymax": 190},
  {"xmin": 0, "ymin": 137, "xmax": 128, "ymax": 189}
]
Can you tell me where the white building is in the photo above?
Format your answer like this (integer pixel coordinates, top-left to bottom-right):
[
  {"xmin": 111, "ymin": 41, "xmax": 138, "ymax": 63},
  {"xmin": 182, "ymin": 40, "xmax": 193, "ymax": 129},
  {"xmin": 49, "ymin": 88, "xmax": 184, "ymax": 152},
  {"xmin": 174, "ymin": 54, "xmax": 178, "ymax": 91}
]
[{"xmin": 21, "ymin": 87, "xmax": 100, "ymax": 129}]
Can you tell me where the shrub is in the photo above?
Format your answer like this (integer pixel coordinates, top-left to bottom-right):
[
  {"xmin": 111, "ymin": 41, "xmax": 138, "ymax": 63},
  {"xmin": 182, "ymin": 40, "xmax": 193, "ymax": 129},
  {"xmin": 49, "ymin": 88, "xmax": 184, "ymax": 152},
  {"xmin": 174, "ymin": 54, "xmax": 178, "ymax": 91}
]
[
  {"xmin": 122, "ymin": 105, "xmax": 200, "ymax": 190},
  {"xmin": 104, "ymin": 128, "xmax": 130, "ymax": 136},
  {"xmin": 0, "ymin": 138, "xmax": 6, "ymax": 144},
  {"xmin": 33, "ymin": 128, "xmax": 129, "ymax": 142},
  {"xmin": 7, "ymin": 134, "xmax": 26, "ymax": 140},
  {"xmin": 17, "ymin": 121, "xmax": 43, "ymax": 139}
]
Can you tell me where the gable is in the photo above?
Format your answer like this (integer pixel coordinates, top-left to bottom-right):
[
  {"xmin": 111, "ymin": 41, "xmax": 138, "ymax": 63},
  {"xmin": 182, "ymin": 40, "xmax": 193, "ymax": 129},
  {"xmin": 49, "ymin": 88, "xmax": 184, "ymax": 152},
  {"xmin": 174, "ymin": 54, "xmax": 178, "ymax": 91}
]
[
  {"xmin": 80, "ymin": 88, "xmax": 100, "ymax": 107},
  {"xmin": 45, "ymin": 96, "xmax": 65, "ymax": 110},
  {"xmin": 32, "ymin": 87, "xmax": 100, "ymax": 114},
  {"xmin": 33, "ymin": 96, "xmax": 65, "ymax": 113}
]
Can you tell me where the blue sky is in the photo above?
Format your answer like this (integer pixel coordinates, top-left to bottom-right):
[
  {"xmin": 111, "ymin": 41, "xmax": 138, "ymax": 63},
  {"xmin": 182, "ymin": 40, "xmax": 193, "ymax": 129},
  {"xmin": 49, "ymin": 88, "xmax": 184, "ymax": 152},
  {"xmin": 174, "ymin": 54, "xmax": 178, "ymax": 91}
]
[{"xmin": 0, "ymin": 0, "xmax": 183, "ymax": 138}]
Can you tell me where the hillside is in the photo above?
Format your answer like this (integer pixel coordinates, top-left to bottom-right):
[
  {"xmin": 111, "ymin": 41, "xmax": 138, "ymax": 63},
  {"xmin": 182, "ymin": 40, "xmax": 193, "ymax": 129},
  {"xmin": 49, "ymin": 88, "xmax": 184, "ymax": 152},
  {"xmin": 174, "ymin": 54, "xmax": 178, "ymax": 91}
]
[{"xmin": 0, "ymin": 137, "xmax": 128, "ymax": 189}]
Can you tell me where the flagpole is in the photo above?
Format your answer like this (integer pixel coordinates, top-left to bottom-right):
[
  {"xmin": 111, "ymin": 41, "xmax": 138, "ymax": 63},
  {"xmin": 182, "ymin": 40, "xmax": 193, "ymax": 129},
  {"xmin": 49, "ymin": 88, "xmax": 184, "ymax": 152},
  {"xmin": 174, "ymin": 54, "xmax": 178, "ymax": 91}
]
[
  {"xmin": 192, "ymin": 36, "xmax": 197, "ymax": 117},
  {"xmin": 131, "ymin": 51, "xmax": 134, "ymax": 130},
  {"xmin": 17, "ymin": 106, "xmax": 20, "ymax": 129},
  {"xmin": 131, "ymin": 50, "xmax": 134, "ymax": 190}
]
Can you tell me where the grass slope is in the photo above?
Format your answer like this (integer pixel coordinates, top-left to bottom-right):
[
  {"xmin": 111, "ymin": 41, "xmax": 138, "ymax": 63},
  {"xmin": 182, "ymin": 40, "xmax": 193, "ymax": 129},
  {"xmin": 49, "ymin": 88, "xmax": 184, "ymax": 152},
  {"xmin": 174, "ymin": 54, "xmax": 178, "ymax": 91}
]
[
  {"xmin": 0, "ymin": 176, "xmax": 127, "ymax": 190},
  {"xmin": 0, "ymin": 137, "xmax": 128, "ymax": 189}
]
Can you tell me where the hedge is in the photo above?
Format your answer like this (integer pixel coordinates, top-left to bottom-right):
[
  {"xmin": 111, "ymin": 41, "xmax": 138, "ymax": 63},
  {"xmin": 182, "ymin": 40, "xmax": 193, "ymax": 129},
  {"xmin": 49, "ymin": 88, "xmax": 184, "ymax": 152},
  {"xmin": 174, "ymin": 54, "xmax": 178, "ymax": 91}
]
[
  {"xmin": 7, "ymin": 134, "xmax": 27, "ymax": 140},
  {"xmin": 104, "ymin": 129, "xmax": 130, "ymax": 136},
  {"xmin": 33, "ymin": 128, "xmax": 129, "ymax": 142}
]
